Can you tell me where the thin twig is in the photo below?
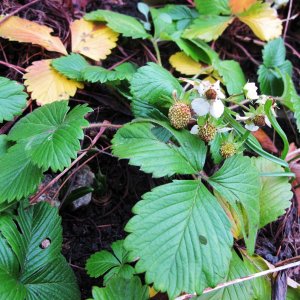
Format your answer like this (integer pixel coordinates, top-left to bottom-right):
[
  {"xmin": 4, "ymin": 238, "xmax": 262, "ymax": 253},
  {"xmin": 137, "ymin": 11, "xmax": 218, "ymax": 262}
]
[
  {"xmin": 175, "ymin": 260, "xmax": 300, "ymax": 300},
  {"xmin": 283, "ymin": 0, "xmax": 293, "ymax": 40},
  {"xmin": 0, "ymin": 0, "xmax": 41, "ymax": 25},
  {"xmin": 108, "ymin": 50, "xmax": 139, "ymax": 70},
  {"xmin": 85, "ymin": 123, "xmax": 123, "ymax": 129},
  {"xmin": 0, "ymin": 60, "xmax": 25, "ymax": 74}
]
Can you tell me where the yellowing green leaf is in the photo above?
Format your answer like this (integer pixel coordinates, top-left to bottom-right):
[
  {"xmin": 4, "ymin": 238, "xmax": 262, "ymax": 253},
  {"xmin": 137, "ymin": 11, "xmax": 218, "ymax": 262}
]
[
  {"xmin": 169, "ymin": 52, "xmax": 203, "ymax": 75},
  {"xmin": 70, "ymin": 18, "xmax": 119, "ymax": 61},
  {"xmin": 23, "ymin": 59, "xmax": 83, "ymax": 105},
  {"xmin": 183, "ymin": 16, "xmax": 233, "ymax": 42},
  {"xmin": 0, "ymin": 16, "xmax": 67, "ymax": 55},
  {"xmin": 229, "ymin": 0, "xmax": 257, "ymax": 14},
  {"xmin": 238, "ymin": 3, "xmax": 282, "ymax": 41}
]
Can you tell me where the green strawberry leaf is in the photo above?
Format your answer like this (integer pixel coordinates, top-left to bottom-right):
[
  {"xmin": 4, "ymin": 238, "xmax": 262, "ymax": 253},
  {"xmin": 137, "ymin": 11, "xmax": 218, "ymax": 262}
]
[
  {"xmin": 0, "ymin": 202, "xmax": 80, "ymax": 300},
  {"xmin": 8, "ymin": 101, "xmax": 92, "ymax": 172},
  {"xmin": 125, "ymin": 180, "xmax": 233, "ymax": 298},
  {"xmin": 52, "ymin": 53, "xmax": 90, "ymax": 81},
  {"xmin": 252, "ymin": 157, "xmax": 292, "ymax": 227},
  {"xmin": 183, "ymin": 16, "xmax": 233, "ymax": 42},
  {"xmin": 0, "ymin": 143, "xmax": 43, "ymax": 203},
  {"xmin": 208, "ymin": 155, "xmax": 261, "ymax": 255},
  {"xmin": 194, "ymin": 0, "xmax": 231, "ymax": 15},
  {"xmin": 0, "ymin": 76, "xmax": 27, "ymax": 123},
  {"xmin": 213, "ymin": 60, "xmax": 246, "ymax": 95},
  {"xmin": 112, "ymin": 121, "xmax": 207, "ymax": 178},
  {"xmin": 89, "ymin": 277, "xmax": 149, "ymax": 300},
  {"xmin": 130, "ymin": 63, "xmax": 183, "ymax": 107},
  {"xmin": 86, "ymin": 240, "xmax": 135, "ymax": 285},
  {"xmin": 84, "ymin": 10, "xmax": 150, "ymax": 39}
]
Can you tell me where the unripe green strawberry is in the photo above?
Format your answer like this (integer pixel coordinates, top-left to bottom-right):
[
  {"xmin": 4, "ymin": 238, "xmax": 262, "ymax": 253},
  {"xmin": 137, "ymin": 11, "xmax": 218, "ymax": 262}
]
[
  {"xmin": 220, "ymin": 142, "xmax": 236, "ymax": 158},
  {"xmin": 253, "ymin": 114, "xmax": 266, "ymax": 127},
  {"xmin": 199, "ymin": 122, "xmax": 217, "ymax": 143},
  {"xmin": 168, "ymin": 102, "xmax": 191, "ymax": 129}
]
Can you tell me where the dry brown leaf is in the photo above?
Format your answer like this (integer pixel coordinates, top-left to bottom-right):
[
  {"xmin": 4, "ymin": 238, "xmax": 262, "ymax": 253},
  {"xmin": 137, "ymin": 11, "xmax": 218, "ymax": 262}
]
[
  {"xmin": 70, "ymin": 19, "xmax": 119, "ymax": 61},
  {"xmin": 23, "ymin": 59, "xmax": 83, "ymax": 105},
  {"xmin": 229, "ymin": 0, "xmax": 257, "ymax": 14},
  {"xmin": 0, "ymin": 15, "xmax": 67, "ymax": 55},
  {"xmin": 252, "ymin": 128, "xmax": 278, "ymax": 154}
]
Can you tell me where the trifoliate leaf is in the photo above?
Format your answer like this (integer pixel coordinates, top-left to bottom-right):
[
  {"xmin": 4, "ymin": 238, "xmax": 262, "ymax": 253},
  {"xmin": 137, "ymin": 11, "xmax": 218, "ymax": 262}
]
[
  {"xmin": 125, "ymin": 180, "xmax": 233, "ymax": 298},
  {"xmin": 86, "ymin": 240, "xmax": 135, "ymax": 285},
  {"xmin": 0, "ymin": 143, "xmax": 43, "ymax": 203},
  {"xmin": 89, "ymin": 277, "xmax": 149, "ymax": 300},
  {"xmin": 8, "ymin": 101, "xmax": 92, "ymax": 172},
  {"xmin": 0, "ymin": 77, "xmax": 27, "ymax": 122},
  {"xmin": 208, "ymin": 155, "xmax": 261, "ymax": 254},
  {"xmin": 213, "ymin": 60, "xmax": 246, "ymax": 95},
  {"xmin": 281, "ymin": 74, "xmax": 300, "ymax": 131},
  {"xmin": 169, "ymin": 52, "xmax": 203, "ymax": 75},
  {"xmin": 183, "ymin": 16, "xmax": 233, "ymax": 42},
  {"xmin": 52, "ymin": 53, "xmax": 90, "ymax": 81},
  {"xmin": 130, "ymin": 63, "xmax": 182, "ymax": 106},
  {"xmin": 195, "ymin": 0, "xmax": 231, "ymax": 15},
  {"xmin": 253, "ymin": 158, "xmax": 292, "ymax": 227},
  {"xmin": 229, "ymin": 0, "xmax": 257, "ymax": 14},
  {"xmin": 0, "ymin": 202, "xmax": 80, "ymax": 300},
  {"xmin": 84, "ymin": 10, "xmax": 150, "ymax": 39},
  {"xmin": 0, "ymin": 16, "xmax": 67, "ymax": 55},
  {"xmin": 23, "ymin": 59, "xmax": 83, "ymax": 105},
  {"xmin": 238, "ymin": 2, "xmax": 282, "ymax": 41},
  {"xmin": 112, "ymin": 121, "xmax": 207, "ymax": 178},
  {"xmin": 70, "ymin": 18, "xmax": 119, "ymax": 61}
]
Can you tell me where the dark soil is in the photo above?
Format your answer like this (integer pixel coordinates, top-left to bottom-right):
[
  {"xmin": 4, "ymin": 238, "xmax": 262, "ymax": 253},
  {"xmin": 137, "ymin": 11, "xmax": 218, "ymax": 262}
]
[{"xmin": 0, "ymin": 0, "xmax": 299, "ymax": 299}]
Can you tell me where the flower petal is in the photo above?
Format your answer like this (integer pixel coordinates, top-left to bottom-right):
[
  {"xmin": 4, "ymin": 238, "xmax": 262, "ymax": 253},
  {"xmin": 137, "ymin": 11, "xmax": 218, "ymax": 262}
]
[
  {"xmin": 265, "ymin": 116, "xmax": 272, "ymax": 127},
  {"xmin": 218, "ymin": 127, "xmax": 233, "ymax": 133},
  {"xmin": 210, "ymin": 99, "xmax": 224, "ymax": 118},
  {"xmin": 190, "ymin": 125, "xmax": 199, "ymax": 134},
  {"xmin": 213, "ymin": 81, "xmax": 225, "ymax": 99},
  {"xmin": 243, "ymin": 82, "xmax": 259, "ymax": 100},
  {"xmin": 236, "ymin": 114, "xmax": 250, "ymax": 121},
  {"xmin": 191, "ymin": 98, "xmax": 210, "ymax": 116},
  {"xmin": 245, "ymin": 123, "xmax": 259, "ymax": 131}
]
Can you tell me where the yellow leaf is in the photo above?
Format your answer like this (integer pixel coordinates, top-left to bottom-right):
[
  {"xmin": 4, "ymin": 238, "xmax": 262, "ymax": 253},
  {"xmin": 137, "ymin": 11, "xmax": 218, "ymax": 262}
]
[
  {"xmin": 0, "ymin": 16, "xmax": 67, "ymax": 55},
  {"xmin": 149, "ymin": 287, "xmax": 158, "ymax": 298},
  {"xmin": 169, "ymin": 52, "xmax": 203, "ymax": 75},
  {"xmin": 229, "ymin": 0, "xmax": 257, "ymax": 14},
  {"xmin": 238, "ymin": 2, "xmax": 282, "ymax": 41},
  {"xmin": 71, "ymin": 19, "xmax": 119, "ymax": 61},
  {"xmin": 23, "ymin": 59, "xmax": 83, "ymax": 105}
]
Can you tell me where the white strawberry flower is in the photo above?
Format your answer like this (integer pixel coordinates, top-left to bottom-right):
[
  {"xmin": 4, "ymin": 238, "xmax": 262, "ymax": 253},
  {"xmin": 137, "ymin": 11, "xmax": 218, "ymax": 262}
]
[
  {"xmin": 243, "ymin": 82, "xmax": 259, "ymax": 100},
  {"xmin": 191, "ymin": 81, "xmax": 225, "ymax": 119},
  {"xmin": 236, "ymin": 113, "xmax": 271, "ymax": 132}
]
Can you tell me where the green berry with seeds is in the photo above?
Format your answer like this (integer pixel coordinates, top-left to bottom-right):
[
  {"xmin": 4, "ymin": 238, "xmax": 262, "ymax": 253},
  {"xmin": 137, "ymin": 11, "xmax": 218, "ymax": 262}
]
[{"xmin": 168, "ymin": 102, "xmax": 191, "ymax": 129}]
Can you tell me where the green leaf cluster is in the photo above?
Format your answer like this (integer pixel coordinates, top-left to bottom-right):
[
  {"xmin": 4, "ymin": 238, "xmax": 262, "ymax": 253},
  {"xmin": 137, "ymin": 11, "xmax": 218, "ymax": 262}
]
[
  {"xmin": 86, "ymin": 240, "xmax": 135, "ymax": 285},
  {"xmin": 0, "ymin": 101, "xmax": 91, "ymax": 204}
]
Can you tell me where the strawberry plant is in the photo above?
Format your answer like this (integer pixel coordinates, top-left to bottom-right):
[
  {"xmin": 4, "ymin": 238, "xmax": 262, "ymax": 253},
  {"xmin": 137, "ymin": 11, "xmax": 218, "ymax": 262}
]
[{"xmin": 0, "ymin": 0, "xmax": 299, "ymax": 299}]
